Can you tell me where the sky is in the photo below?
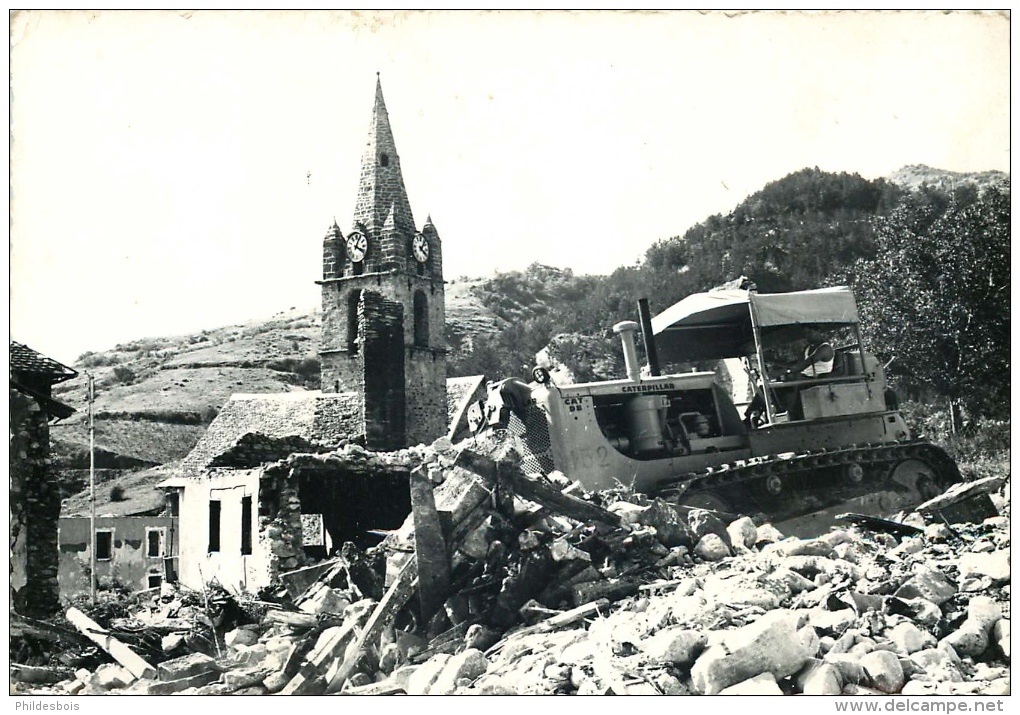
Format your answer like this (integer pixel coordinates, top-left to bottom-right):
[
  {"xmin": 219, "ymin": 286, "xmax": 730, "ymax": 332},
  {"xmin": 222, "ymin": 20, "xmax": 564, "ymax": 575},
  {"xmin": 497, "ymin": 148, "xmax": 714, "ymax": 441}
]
[{"xmin": 9, "ymin": 10, "xmax": 1011, "ymax": 365}]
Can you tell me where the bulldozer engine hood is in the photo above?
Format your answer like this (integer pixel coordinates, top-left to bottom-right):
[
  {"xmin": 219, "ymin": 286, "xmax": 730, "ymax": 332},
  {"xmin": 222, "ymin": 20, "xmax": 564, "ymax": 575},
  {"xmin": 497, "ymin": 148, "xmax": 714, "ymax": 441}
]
[{"xmin": 651, "ymin": 286, "xmax": 860, "ymax": 363}]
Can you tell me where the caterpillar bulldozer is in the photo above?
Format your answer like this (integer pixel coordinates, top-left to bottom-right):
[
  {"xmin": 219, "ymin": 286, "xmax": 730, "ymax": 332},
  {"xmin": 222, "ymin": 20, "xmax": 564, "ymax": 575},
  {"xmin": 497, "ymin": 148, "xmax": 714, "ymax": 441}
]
[{"xmin": 467, "ymin": 286, "xmax": 961, "ymax": 536}]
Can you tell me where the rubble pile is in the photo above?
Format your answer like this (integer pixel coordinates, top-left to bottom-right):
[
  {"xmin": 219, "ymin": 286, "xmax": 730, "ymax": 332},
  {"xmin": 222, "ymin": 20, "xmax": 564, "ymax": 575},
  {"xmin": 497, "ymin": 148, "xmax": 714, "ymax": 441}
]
[{"xmin": 16, "ymin": 446, "xmax": 1010, "ymax": 696}]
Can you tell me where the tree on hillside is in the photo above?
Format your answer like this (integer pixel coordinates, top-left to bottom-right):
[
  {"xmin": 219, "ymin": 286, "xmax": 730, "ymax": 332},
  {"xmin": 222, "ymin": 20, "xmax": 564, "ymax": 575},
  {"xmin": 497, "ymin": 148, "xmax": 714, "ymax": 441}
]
[
  {"xmin": 851, "ymin": 182, "xmax": 1010, "ymax": 428},
  {"xmin": 644, "ymin": 168, "xmax": 904, "ymax": 293}
]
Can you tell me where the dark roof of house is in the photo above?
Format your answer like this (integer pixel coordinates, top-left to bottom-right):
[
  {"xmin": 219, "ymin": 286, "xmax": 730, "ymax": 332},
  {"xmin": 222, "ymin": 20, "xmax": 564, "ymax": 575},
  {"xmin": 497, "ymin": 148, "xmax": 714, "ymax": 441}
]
[{"xmin": 10, "ymin": 342, "xmax": 78, "ymax": 384}]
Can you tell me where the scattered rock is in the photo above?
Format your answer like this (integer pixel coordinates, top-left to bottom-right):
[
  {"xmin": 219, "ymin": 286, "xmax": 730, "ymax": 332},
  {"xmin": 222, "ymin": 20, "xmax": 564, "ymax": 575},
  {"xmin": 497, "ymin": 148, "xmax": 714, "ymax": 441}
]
[
  {"xmin": 726, "ymin": 516, "xmax": 758, "ymax": 551},
  {"xmin": 959, "ymin": 549, "xmax": 1010, "ymax": 583},
  {"xmin": 860, "ymin": 649, "xmax": 905, "ymax": 693},
  {"xmin": 694, "ymin": 533, "xmax": 731, "ymax": 561},
  {"xmin": 641, "ymin": 627, "xmax": 707, "ymax": 666},
  {"xmin": 691, "ymin": 609, "xmax": 811, "ymax": 694},
  {"xmin": 796, "ymin": 659, "xmax": 842, "ymax": 695}
]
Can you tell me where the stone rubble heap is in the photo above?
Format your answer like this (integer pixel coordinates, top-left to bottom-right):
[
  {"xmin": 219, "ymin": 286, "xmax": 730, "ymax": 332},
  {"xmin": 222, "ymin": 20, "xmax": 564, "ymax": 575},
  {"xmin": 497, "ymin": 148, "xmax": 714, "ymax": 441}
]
[{"xmin": 22, "ymin": 448, "xmax": 1010, "ymax": 696}]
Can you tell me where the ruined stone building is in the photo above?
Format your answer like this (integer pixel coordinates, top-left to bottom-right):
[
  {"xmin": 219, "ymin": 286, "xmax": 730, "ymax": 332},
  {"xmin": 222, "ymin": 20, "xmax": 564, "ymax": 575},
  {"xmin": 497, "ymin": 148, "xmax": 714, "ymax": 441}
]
[
  {"xmin": 160, "ymin": 78, "xmax": 483, "ymax": 594},
  {"xmin": 10, "ymin": 341, "xmax": 77, "ymax": 616}
]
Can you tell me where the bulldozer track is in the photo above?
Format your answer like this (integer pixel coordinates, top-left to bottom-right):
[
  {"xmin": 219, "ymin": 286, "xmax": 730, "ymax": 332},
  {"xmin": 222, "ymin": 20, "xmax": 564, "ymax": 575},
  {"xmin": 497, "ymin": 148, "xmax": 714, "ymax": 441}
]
[{"xmin": 652, "ymin": 439, "xmax": 961, "ymax": 520}]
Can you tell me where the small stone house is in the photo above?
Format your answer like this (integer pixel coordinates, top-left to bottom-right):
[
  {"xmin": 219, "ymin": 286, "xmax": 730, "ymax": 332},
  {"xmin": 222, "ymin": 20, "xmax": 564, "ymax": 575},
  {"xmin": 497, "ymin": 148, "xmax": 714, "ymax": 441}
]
[{"xmin": 10, "ymin": 341, "xmax": 77, "ymax": 616}]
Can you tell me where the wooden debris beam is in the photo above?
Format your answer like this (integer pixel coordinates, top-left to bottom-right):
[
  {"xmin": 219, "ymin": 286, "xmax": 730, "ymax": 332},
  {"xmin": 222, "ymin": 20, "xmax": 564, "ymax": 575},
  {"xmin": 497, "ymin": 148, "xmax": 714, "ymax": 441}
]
[
  {"xmin": 65, "ymin": 607, "xmax": 157, "ymax": 680},
  {"xmin": 454, "ymin": 450, "xmax": 624, "ymax": 528}
]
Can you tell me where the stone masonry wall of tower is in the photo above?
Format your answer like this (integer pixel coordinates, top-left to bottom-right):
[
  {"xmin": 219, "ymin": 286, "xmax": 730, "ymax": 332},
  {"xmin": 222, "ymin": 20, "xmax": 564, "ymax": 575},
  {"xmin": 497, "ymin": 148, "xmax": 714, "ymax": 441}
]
[{"xmin": 318, "ymin": 77, "xmax": 447, "ymax": 448}]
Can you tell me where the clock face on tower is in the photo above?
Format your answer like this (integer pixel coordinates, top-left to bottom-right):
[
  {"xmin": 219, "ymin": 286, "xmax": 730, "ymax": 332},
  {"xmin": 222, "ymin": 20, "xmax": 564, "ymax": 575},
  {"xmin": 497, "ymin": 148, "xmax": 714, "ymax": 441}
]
[
  {"xmin": 346, "ymin": 232, "xmax": 368, "ymax": 263},
  {"xmin": 412, "ymin": 233, "xmax": 430, "ymax": 263}
]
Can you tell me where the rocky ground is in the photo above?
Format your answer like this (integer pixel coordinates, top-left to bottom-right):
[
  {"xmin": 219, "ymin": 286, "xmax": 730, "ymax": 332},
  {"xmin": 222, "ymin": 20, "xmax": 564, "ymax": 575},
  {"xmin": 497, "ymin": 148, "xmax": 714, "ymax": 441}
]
[{"xmin": 13, "ymin": 446, "xmax": 1010, "ymax": 697}]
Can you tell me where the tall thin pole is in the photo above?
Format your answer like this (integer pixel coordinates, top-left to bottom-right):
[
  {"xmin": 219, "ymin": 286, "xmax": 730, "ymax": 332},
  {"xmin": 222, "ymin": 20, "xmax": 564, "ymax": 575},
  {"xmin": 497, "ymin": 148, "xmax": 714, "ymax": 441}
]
[{"xmin": 88, "ymin": 373, "xmax": 96, "ymax": 603}]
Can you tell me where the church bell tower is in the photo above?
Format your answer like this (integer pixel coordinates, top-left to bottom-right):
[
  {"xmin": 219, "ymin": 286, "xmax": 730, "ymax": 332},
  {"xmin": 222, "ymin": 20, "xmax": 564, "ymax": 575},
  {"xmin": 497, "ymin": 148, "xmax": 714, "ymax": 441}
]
[{"xmin": 318, "ymin": 76, "xmax": 447, "ymax": 450}]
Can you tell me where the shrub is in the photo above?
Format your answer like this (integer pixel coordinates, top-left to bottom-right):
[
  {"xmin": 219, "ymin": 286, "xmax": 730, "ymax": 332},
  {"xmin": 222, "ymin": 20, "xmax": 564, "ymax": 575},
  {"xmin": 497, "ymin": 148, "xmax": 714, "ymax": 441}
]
[
  {"xmin": 109, "ymin": 485, "xmax": 126, "ymax": 502},
  {"xmin": 111, "ymin": 366, "xmax": 136, "ymax": 385}
]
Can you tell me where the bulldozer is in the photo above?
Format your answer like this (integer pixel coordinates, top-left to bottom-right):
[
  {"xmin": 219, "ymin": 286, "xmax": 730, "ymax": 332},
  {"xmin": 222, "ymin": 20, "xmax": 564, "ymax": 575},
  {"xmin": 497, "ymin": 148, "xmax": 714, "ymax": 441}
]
[{"xmin": 467, "ymin": 286, "xmax": 961, "ymax": 536}]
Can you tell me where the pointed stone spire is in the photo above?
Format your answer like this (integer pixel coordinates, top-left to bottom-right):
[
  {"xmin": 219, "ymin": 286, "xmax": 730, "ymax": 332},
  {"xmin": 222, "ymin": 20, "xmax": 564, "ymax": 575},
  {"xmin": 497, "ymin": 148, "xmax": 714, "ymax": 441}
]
[{"xmin": 351, "ymin": 75, "xmax": 416, "ymax": 238}]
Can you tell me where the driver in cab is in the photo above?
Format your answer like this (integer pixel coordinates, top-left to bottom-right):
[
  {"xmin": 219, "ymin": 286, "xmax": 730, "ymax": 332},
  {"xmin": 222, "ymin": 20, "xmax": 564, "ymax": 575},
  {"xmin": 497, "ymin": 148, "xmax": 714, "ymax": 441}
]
[
  {"xmin": 770, "ymin": 331, "xmax": 835, "ymax": 382},
  {"xmin": 745, "ymin": 331, "xmax": 834, "ymax": 426}
]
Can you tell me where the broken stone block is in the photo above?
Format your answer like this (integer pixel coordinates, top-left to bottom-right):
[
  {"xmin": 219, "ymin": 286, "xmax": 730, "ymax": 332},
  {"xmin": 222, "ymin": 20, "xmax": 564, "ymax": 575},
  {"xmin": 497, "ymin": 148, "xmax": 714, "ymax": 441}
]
[
  {"xmin": 406, "ymin": 654, "xmax": 451, "ymax": 695},
  {"xmin": 832, "ymin": 543, "xmax": 859, "ymax": 563},
  {"xmin": 959, "ymin": 549, "xmax": 1011, "ymax": 584},
  {"xmin": 95, "ymin": 664, "xmax": 134, "ymax": 691},
  {"xmin": 823, "ymin": 654, "xmax": 867, "ymax": 687},
  {"xmin": 637, "ymin": 499, "xmax": 695, "ymax": 548},
  {"xmin": 609, "ymin": 500, "xmax": 647, "ymax": 524},
  {"xmin": 806, "ymin": 607, "xmax": 856, "ymax": 635},
  {"xmin": 924, "ymin": 523, "xmax": 954, "ymax": 541},
  {"xmin": 795, "ymin": 659, "xmax": 842, "ymax": 695},
  {"xmin": 262, "ymin": 671, "xmax": 289, "ymax": 694},
  {"xmin": 225, "ymin": 625, "xmax": 260, "ymax": 648},
  {"xmin": 992, "ymin": 618, "xmax": 1009, "ymax": 661},
  {"xmin": 222, "ymin": 667, "xmax": 270, "ymax": 690},
  {"xmin": 780, "ymin": 555, "xmax": 838, "ymax": 578},
  {"xmin": 688, "ymin": 508, "xmax": 732, "ymax": 549},
  {"xmin": 60, "ymin": 680, "xmax": 85, "ymax": 695},
  {"xmin": 887, "ymin": 621, "xmax": 935, "ymax": 655},
  {"xmin": 299, "ymin": 584, "xmax": 352, "ymax": 615},
  {"xmin": 940, "ymin": 595, "xmax": 1002, "ymax": 658},
  {"xmin": 464, "ymin": 624, "xmax": 500, "ymax": 652},
  {"xmin": 860, "ymin": 649, "xmax": 905, "ymax": 693},
  {"xmin": 428, "ymin": 649, "xmax": 489, "ymax": 695},
  {"xmin": 726, "ymin": 516, "xmax": 757, "ymax": 551},
  {"xmin": 718, "ymin": 672, "xmax": 783, "ymax": 695},
  {"xmin": 157, "ymin": 652, "xmax": 216, "ymax": 682},
  {"xmin": 162, "ymin": 633, "xmax": 185, "ymax": 653},
  {"xmin": 641, "ymin": 627, "xmax": 707, "ymax": 666},
  {"xmin": 894, "ymin": 566, "xmax": 956, "ymax": 606},
  {"xmin": 756, "ymin": 523, "xmax": 785, "ymax": 544},
  {"xmin": 908, "ymin": 648, "xmax": 964, "ymax": 682},
  {"xmin": 690, "ymin": 609, "xmax": 811, "ymax": 694},
  {"xmin": 140, "ymin": 670, "xmax": 221, "ymax": 695},
  {"xmin": 654, "ymin": 672, "xmax": 688, "ymax": 695},
  {"xmin": 768, "ymin": 567, "xmax": 815, "ymax": 593},
  {"xmin": 849, "ymin": 637, "xmax": 877, "ymax": 657},
  {"xmin": 889, "ymin": 596, "xmax": 942, "ymax": 627},
  {"xmin": 779, "ymin": 537, "xmax": 836, "ymax": 558},
  {"xmin": 694, "ymin": 533, "xmax": 730, "ymax": 562}
]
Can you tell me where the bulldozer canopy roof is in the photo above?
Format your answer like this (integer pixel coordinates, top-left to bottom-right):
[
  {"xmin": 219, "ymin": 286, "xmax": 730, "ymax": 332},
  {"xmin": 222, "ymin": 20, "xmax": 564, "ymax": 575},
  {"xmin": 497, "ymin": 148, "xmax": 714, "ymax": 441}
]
[{"xmin": 651, "ymin": 286, "xmax": 860, "ymax": 362}]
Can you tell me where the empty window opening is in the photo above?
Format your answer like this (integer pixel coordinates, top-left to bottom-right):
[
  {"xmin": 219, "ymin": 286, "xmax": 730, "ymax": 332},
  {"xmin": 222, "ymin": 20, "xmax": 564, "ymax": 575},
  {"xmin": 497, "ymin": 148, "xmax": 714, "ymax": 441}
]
[
  {"xmin": 95, "ymin": 530, "xmax": 113, "ymax": 561},
  {"xmin": 241, "ymin": 496, "xmax": 253, "ymax": 556},
  {"xmin": 208, "ymin": 500, "xmax": 221, "ymax": 553},
  {"xmin": 166, "ymin": 491, "xmax": 180, "ymax": 517},
  {"xmin": 147, "ymin": 573, "xmax": 162, "ymax": 590},
  {"xmin": 347, "ymin": 290, "xmax": 361, "ymax": 353},
  {"xmin": 146, "ymin": 528, "xmax": 165, "ymax": 558},
  {"xmin": 379, "ymin": 153, "xmax": 389, "ymax": 167},
  {"xmin": 414, "ymin": 291, "xmax": 429, "ymax": 348}
]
